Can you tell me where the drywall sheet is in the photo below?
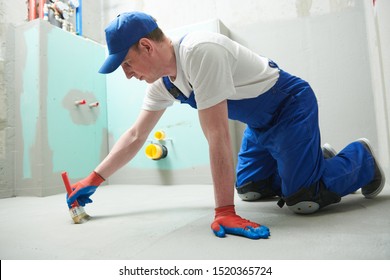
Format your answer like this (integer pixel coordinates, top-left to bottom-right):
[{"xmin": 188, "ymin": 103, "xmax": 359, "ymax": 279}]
[
  {"xmin": 46, "ymin": 23, "xmax": 107, "ymax": 178},
  {"xmin": 13, "ymin": 20, "xmax": 107, "ymax": 196}
]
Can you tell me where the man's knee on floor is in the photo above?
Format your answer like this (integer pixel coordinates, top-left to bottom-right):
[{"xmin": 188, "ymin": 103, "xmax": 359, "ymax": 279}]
[
  {"xmin": 278, "ymin": 182, "xmax": 341, "ymax": 214},
  {"xmin": 236, "ymin": 179, "xmax": 280, "ymax": 201}
]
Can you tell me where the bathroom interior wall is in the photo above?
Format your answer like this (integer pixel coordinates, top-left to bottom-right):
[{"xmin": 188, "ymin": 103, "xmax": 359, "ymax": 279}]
[
  {"xmin": 8, "ymin": 20, "xmax": 108, "ymax": 197},
  {"xmin": 0, "ymin": 0, "xmax": 106, "ymax": 198}
]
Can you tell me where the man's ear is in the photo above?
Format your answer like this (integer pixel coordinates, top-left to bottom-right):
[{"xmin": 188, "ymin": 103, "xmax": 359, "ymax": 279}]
[{"xmin": 138, "ymin": 38, "xmax": 153, "ymax": 53}]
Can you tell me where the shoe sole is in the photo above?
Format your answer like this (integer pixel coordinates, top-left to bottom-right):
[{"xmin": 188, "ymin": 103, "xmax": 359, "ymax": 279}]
[
  {"xmin": 238, "ymin": 192, "xmax": 262, "ymax": 201},
  {"xmin": 323, "ymin": 143, "xmax": 337, "ymax": 158},
  {"xmin": 357, "ymin": 138, "xmax": 386, "ymax": 198},
  {"xmin": 287, "ymin": 201, "xmax": 320, "ymax": 214}
]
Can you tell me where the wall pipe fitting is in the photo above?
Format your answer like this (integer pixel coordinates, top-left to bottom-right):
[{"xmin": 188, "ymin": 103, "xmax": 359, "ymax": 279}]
[
  {"xmin": 28, "ymin": 0, "xmax": 37, "ymax": 21},
  {"xmin": 75, "ymin": 0, "xmax": 82, "ymax": 36},
  {"xmin": 154, "ymin": 130, "xmax": 166, "ymax": 141},
  {"xmin": 74, "ymin": 99, "xmax": 86, "ymax": 105},
  {"xmin": 145, "ymin": 143, "xmax": 168, "ymax": 160},
  {"xmin": 38, "ymin": 0, "xmax": 46, "ymax": 19},
  {"xmin": 43, "ymin": 3, "xmax": 49, "ymax": 20}
]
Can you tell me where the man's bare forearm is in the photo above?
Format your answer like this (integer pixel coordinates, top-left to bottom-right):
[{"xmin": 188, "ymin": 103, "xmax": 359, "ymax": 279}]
[
  {"xmin": 198, "ymin": 100, "xmax": 235, "ymax": 207},
  {"xmin": 95, "ymin": 109, "xmax": 165, "ymax": 179}
]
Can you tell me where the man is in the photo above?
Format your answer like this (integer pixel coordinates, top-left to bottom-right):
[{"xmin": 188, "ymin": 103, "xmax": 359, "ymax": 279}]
[{"xmin": 67, "ymin": 12, "xmax": 385, "ymax": 239}]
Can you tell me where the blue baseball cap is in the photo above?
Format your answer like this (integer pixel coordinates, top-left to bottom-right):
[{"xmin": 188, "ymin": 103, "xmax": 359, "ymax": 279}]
[{"xmin": 99, "ymin": 12, "xmax": 158, "ymax": 74}]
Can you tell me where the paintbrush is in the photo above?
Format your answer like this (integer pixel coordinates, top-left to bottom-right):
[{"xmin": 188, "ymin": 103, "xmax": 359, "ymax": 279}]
[{"xmin": 61, "ymin": 171, "xmax": 91, "ymax": 224}]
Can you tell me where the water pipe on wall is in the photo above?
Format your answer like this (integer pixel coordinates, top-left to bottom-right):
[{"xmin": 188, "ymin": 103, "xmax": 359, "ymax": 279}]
[
  {"xmin": 75, "ymin": 0, "xmax": 82, "ymax": 36},
  {"xmin": 154, "ymin": 130, "xmax": 166, "ymax": 141},
  {"xmin": 74, "ymin": 100, "xmax": 99, "ymax": 107},
  {"xmin": 28, "ymin": 0, "xmax": 46, "ymax": 20},
  {"xmin": 43, "ymin": 1, "xmax": 76, "ymax": 32},
  {"xmin": 154, "ymin": 130, "xmax": 173, "ymax": 142},
  {"xmin": 88, "ymin": 102, "xmax": 99, "ymax": 108},
  {"xmin": 38, "ymin": 0, "xmax": 46, "ymax": 19},
  {"xmin": 28, "ymin": 0, "xmax": 37, "ymax": 21},
  {"xmin": 74, "ymin": 99, "xmax": 86, "ymax": 105},
  {"xmin": 144, "ymin": 130, "xmax": 172, "ymax": 160},
  {"xmin": 145, "ymin": 143, "xmax": 168, "ymax": 160},
  {"xmin": 29, "ymin": 1, "xmax": 81, "ymax": 35},
  {"xmin": 43, "ymin": 2, "xmax": 49, "ymax": 20}
]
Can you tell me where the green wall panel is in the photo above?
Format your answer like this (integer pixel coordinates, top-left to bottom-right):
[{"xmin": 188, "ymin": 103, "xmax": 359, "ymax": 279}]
[{"xmin": 46, "ymin": 26, "xmax": 107, "ymax": 177}]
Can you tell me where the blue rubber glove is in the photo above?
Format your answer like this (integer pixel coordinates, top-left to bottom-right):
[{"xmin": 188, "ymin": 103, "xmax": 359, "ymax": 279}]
[
  {"xmin": 211, "ymin": 205, "xmax": 270, "ymax": 239},
  {"xmin": 67, "ymin": 171, "xmax": 105, "ymax": 208}
]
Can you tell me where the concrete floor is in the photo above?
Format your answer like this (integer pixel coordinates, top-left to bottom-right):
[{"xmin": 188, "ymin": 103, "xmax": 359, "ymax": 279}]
[{"xmin": 0, "ymin": 183, "xmax": 389, "ymax": 260}]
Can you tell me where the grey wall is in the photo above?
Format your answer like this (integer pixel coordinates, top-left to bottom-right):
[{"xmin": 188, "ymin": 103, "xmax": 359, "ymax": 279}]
[{"xmin": 230, "ymin": 3, "xmax": 377, "ymax": 151}]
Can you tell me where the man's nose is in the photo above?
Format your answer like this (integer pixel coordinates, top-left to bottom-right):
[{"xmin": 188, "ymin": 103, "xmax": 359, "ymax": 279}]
[
  {"xmin": 124, "ymin": 69, "xmax": 135, "ymax": 79},
  {"xmin": 121, "ymin": 65, "xmax": 134, "ymax": 79}
]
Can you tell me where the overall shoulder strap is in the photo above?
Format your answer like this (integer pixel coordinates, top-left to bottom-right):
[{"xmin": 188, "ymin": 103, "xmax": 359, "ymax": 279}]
[
  {"xmin": 162, "ymin": 34, "xmax": 196, "ymax": 106},
  {"xmin": 162, "ymin": 76, "xmax": 182, "ymax": 98}
]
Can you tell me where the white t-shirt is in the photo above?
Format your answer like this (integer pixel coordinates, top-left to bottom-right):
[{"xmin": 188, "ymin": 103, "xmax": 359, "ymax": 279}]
[{"xmin": 142, "ymin": 31, "xmax": 279, "ymax": 111}]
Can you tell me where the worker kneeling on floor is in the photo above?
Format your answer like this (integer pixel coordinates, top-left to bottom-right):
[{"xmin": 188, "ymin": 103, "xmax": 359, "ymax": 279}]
[{"xmin": 66, "ymin": 12, "xmax": 386, "ymax": 240}]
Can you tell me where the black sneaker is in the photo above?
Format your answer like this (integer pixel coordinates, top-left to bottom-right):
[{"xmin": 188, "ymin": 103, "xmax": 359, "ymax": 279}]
[
  {"xmin": 322, "ymin": 143, "xmax": 337, "ymax": 159},
  {"xmin": 357, "ymin": 138, "xmax": 386, "ymax": 198}
]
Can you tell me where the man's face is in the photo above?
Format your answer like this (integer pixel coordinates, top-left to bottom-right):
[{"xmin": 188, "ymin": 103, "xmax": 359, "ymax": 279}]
[{"xmin": 120, "ymin": 40, "xmax": 159, "ymax": 83}]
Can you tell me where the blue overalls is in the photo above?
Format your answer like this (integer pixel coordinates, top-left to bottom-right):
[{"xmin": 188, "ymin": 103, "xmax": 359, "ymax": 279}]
[{"xmin": 162, "ymin": 63, "xmax": 375, "ymax": 211}]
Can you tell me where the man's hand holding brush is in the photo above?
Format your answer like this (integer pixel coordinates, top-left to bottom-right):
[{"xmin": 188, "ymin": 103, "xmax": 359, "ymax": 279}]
[{"xmin": 67, "ymin": 171, "xmax": 105, "ymax": 208}]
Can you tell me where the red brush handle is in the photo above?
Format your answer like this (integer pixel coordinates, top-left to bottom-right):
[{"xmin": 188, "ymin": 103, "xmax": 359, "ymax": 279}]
[{"xmin": 61, "ymin": 172, "xmax": 79, "ymax": 207}]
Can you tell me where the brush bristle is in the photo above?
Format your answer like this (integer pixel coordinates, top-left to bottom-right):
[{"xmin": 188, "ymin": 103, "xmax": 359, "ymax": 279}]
[
  {"xmin": 78, "ymin": 206, "xmax": 91, "ymax": 221},
  {"xmin": 69, "ymin": 206, "xmax": 90, "ymax": 224}
]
